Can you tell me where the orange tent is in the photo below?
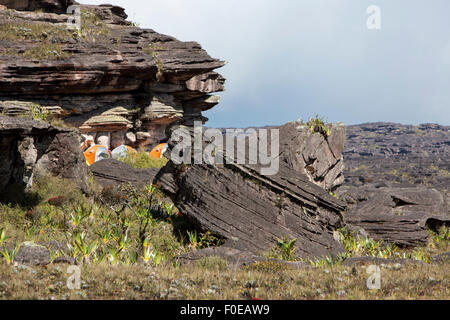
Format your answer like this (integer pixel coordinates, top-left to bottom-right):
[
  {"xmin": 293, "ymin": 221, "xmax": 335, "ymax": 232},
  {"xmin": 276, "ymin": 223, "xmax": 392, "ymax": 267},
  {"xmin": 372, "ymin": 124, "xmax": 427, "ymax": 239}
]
[
  {"xmin": 149, "ymin": 143, "xmax": 168, "ymax": 159},
  {"xmin": 83, "ymin": 145, "xmax": 112, "ymax": 166}
]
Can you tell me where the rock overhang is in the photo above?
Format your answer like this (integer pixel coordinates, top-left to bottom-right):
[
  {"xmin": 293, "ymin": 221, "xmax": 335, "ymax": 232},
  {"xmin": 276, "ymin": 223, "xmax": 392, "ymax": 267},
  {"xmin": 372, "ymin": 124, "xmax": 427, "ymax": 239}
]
[{"xmin": 0, "ymin": 2, "xmax": 226, "ymax": 150}]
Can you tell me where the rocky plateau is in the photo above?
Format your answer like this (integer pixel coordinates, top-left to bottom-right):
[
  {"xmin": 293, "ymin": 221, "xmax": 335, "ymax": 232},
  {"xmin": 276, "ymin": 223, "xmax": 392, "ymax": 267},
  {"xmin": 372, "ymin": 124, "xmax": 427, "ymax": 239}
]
[{"xmin": 0, "ymin": 1, "xmax": 448, "ymax": 266}]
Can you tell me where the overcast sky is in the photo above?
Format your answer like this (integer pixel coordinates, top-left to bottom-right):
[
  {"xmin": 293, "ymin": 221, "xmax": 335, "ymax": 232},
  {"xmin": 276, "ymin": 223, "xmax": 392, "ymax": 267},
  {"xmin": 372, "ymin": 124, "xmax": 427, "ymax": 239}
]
[{"xmin": 79, "ymin": 0, "xmax": 450, "ymax": 127}]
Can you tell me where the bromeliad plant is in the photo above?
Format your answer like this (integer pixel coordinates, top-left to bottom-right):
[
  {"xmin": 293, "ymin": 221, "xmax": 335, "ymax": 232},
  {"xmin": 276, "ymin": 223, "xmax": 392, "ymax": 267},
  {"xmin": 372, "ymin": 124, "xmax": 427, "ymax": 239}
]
[
  {"xmin": 0, "ymin": 243, "xmax": 21, "ymax": 265},
  {"xmin": 65, "ymin": 230, "xmax": 99, "ymax": 263},
  {"xmin": 307, "ymin": 229, "xmax": 434, "ymax": 267},
  {"xmin": 0, "ymin": 228, "xmax": 21, "ymax": 265},
  {"xmin": 306, "ymin": 115, "xmax": 331, "ymax": 137},
  {"xmin": 187, "ymin": 230, "xmax": 198, "ymax": 250},
  {"xmin": 0, "ymin": 228, "xmax": 6, "ymax": 245},
  {"xmin": 277, "ymin": 236, "xmax": 297, "ymax": 261},
  {"xmin": 70, "ymin": 203, "xmax": 93, "ymax": 228},
  {"xmin": 142, "ymin": 237, "xmax": 162, "ymax": 266},
  {"xmin": 124, "ymin": 184, "xmax": 158, "ymax": 251},
  {"xmin": 337, "ymin": 229, "xmax": 392, "ymax": 259}
]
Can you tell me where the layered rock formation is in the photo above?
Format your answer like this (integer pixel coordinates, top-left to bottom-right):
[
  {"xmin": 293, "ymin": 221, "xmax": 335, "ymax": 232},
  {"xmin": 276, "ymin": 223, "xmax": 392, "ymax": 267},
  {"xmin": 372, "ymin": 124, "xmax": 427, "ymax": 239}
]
[
  {"xmin": 0, "ymin": 116, "xmax": 87, "ymax": 190},
  {"xmin": 156, "ymin": 161, "xmax": 346, "ymax": 259},
  {"xmin": 339, "ymin": 186, "xmax": 449, "ymax": 247},
  {"xmin": 0, "ymin": 2, "xmax": 225, "ymax": 150},
  {"xmin": 278, "ymin": 121, "xmax": 346, "ymax": 191},
  {"xmin": 155, "ymin": 121, "xmax": 348, "ymax": 259}
]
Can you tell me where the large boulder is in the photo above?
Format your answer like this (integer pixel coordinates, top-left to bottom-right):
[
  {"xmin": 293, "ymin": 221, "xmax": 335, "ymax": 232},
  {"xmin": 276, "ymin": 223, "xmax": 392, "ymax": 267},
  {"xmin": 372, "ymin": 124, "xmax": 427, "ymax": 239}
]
[
  {"xmin": 90, "ymin": 158, "xmax": 159, "ymax": 187},
  {"xmin": 155, "ymin": 159, "xmax": 347, "ymax": 259},
  {"xmin": 338, "ymin": 185, "xmax": 450, "ymax": 247},
  {"xmin": 153, "ymin": 119, "xmax": 348, "ymax": 259},
  {"xmin": 278, "ymin": 121, "xmax": 346, "ymax": 191},
  {"xmin": 0, "ymin": 116, "xmax": 88, "ymax": 190}
]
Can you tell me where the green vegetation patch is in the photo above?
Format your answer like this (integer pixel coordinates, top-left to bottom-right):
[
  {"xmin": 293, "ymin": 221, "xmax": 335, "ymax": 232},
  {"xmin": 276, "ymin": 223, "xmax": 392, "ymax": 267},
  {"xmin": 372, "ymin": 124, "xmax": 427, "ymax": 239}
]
[
  {"xmin": 119, "ymin": 149, "xmax": 169, "ymax": 169},
  {"xmin": 306, "ymin": 115, "xmax": 331, "ymax": 137}
]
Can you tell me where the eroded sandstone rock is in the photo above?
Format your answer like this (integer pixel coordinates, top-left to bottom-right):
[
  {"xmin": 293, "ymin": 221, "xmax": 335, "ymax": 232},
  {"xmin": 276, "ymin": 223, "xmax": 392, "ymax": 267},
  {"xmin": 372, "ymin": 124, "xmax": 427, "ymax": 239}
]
[
  {"xmin": 338, "ymin": 185, "xmax": 450, "ymax": 247},
  {"xmin": 0, "ymin": 3, "xmax": 225, "ymax": 151},
  {"xmin": 155, "ymin": 159, "xmax": 347, "ymax": 259},
  {"xmin": 278, "ymin": 121, "xmax": 346, "ymax": 191},
  {"xmin": 0, "ymin": 116, "xmax": 88, "ymax": 190}
]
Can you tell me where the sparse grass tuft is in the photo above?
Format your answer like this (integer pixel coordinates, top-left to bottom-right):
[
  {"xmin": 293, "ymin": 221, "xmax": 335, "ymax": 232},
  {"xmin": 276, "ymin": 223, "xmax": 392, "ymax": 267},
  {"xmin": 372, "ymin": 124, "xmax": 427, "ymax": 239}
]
[
  {"xmin": 244, "ymin": 260, "xmax": 292, "ymax": 273},
  {"xmin": 196, "ymin": 256, "xmax": 228, "ymax": 271},
  {"xmin": 0, "ymin": 22, "xmax": 73, "ymax": 42},
  {"xmin": 144, "ymin": 43, "xmax": 165, "ymax": 80},
  {"xmin": 29, "ymin": 103, "xmax": 49, "ymax": 120},
  {"xmin": 23, "ymin": 43, "xmax": 70, "ymax": 61},
  {"xmin": 74, "ymin": 9, "xmax": 111, "ymax": 43},
  {"xmin": 306, "ymin": 115, "xmax": 331, "ymax": 137}
]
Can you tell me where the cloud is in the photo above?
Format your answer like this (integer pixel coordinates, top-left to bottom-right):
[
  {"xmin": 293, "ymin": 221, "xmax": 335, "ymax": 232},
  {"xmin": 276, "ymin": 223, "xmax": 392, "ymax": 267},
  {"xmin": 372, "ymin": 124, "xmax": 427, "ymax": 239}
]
[{"xmin": 78, "ymin": 0, "xmax": 450, "ymax": 126}]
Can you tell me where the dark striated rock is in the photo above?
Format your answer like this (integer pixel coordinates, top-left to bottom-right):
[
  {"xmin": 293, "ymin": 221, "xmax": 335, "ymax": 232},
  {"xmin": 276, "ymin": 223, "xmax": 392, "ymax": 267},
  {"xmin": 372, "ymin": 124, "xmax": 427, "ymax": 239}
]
[
  {"xmin": 339, "ymin": 122, "xmax": 450, "ymax": 247},
  {"xmin": 155, "ymin": 158, "xmax": 347, "ymax": 259},
  {"xmin": 278, "ymin": 121, "xmax": 346, "ymax": 191},
  {"xmin": 90, "ymin": 158, "xmax": 159, "ymax": 187},
  {"xmin": 339, "ymin": 186, "xmax": 450, "ymax": 247},
  {"xmin": 431, "ymin": 251, "xmax": 450, "ymax": 264},
  {"xmin": 52, "ymin": 256, "xmax": 77, "ymax": 265},
  {"xmin": 216, "ymin": 121, "xmax": 347, "ymax": 191},
  {"xmin": 154, "ymin": 119, "xmax": 348, "ymax": 259}
]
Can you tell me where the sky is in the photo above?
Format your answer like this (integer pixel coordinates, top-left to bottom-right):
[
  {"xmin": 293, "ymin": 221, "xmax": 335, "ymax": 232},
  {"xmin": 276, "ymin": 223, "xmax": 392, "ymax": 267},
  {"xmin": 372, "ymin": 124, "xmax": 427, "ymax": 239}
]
[{"xmin": 79, "ymin": 0, "xmax": 450, "ymax": 127}]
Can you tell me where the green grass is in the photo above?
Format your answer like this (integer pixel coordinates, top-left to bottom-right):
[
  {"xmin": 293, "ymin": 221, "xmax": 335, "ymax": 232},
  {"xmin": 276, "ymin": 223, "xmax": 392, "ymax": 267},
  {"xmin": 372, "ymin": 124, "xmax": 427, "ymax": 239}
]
[
  {"xmin": 75, "ymin": 9, "xmax": 111, "ymax": 43},
  {"xmin": 0, "ymin": 174, "xmax": 209, "ymax": 267},
  {"xmin": 0, "ymin": 174, "xmax": 448, "ymax": 300},
  {"xmin": 119, "ymin": 149, "xmax": 169, "ymax": 169},
  {"xmin": 0, "ymin": 21, "xmax": 73, "ymax": 60},
  {"xmin": 0, "ymin": 259, "xmax": 448, "ymax": 300},
  {"xmin": 266, "ymin": 236, "xmax": 297, "ymax": 261}
]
